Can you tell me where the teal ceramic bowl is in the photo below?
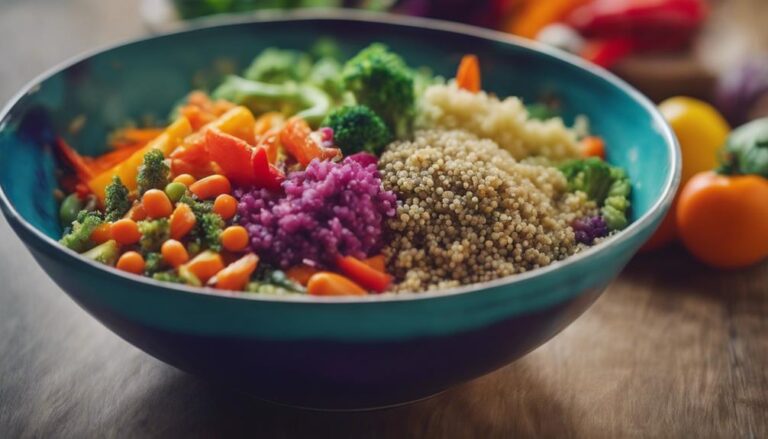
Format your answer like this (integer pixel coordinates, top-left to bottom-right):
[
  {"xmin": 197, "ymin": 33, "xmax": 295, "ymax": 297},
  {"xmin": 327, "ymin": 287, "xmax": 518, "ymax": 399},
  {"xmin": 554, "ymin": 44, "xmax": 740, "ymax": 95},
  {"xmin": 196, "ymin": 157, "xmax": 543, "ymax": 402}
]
[{"xmin": 0, "ymin": 11, "xmax": 678, "ymax": 410}]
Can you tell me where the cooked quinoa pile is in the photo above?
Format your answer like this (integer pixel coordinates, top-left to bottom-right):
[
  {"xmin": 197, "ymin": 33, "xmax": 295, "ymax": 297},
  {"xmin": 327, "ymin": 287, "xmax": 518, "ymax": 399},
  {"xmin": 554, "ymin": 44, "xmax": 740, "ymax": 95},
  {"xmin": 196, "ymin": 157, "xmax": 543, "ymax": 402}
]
[
  {"xmin": 379, "ymin": 130, "xmax": 596, "ymax": 292},
  {"xmin": 418, "ymin": 83, "xmax": 582, "ymax": 161}
]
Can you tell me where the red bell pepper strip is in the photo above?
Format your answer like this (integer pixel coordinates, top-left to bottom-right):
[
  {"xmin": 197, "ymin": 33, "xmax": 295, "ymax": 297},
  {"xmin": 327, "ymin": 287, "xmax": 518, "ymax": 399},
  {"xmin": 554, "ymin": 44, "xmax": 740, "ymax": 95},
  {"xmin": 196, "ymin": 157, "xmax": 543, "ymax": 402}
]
[
  {"xmin": 336, "ymin": 256, "xmax": 393, "ymax": 293},
  {"xmin": 580, "ymin": 38, "xmax": 635, "ymax": 68},
  {"xmin": 251, "ymin": 146, "xmax": 285, "ymax": 192},
  {"xmin": 56, "ymin": 137, "xmax": 95, "ymax": 182},
  {"xmin": 205, "ymin": 128, "xmax": 256, "ymax": 186}
]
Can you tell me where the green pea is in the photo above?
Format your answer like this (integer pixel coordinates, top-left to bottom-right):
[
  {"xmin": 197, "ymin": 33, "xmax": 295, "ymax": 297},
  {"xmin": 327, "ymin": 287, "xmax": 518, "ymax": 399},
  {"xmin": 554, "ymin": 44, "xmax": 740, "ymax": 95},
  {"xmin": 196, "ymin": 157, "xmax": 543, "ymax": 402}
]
[
  {"xmin": 165, "ymin": 182, "xmax": 187, "ymax": 202},
  {"xmin": 59, "ymin": 194, "xmax": 83, "ymax": 227}
]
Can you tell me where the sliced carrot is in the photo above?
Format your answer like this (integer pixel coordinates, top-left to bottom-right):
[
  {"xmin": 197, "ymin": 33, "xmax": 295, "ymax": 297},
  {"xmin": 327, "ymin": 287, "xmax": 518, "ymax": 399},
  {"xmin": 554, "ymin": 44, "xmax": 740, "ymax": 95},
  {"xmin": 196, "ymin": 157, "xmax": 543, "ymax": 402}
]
[
  {"xmin": 254, "ymin": 111, "xmax": 284, "ymax": 136},
  {"xmin": 127, "ymin": 203, "xmax": 147, "ymax": 221},
  {"xmin": 581, "ymin": 136, "xmax": 606, "ymax": 159},
  {"xmin": 116, "ymin": 251, "xmax": 145, "ymax": 274},
  {"xmin": 142, "ymin": 189, "xmax": 173, "ymax": 219},
  {"xmin": 285, "ymin": 265, "xmax": 320, "ymax": 286},
  {"xmin": 307, "ymin": 272, "xmax": 367, "ymax": 296},
  {"xmin": 161, "ymin": 239, "xmax": 189, "ymax": 268},
  {"xmin": 111, "ymin": 218, "xmax": 141, "ymax": 245},
  {"xmin": 220, "ymin": 226, "xmax": 249, "ymax": 252},
  {"xmin": 213, "ymin": 253, "xmax": 259, "ymax": 291},
  {"xmin": 181, "ymin": 250, "xmax": 225, "ymax": 283},
  {"xmin": 83, "ymin": 143, "xmax": 146, "ymax": 175},
  {"xmin": 109, "ymin": 128, "xmax": 164, "ymax": 149},
  {"xmin": 213, "ymin": 194, "xmax": 238, "ymax": 220},
  {"xmin": 189, "ymin": 175, "xmax": 231, "ymax": 200},
  {"xmin": 363, "ymin": 254, "xmax": 387, "ymax": 273},
  {"xmin": 456, "ymin": 54, "xmax": 481, "ymax": 93},
  {"xmin": 170, "ymin": 203, "xmax": 196, "ymax": 240},
  {"xmin": 337, "ymin": 256, "xmax": 393, "ymax": 293},
  {"xmin": 90, "ymin": 223, "xmax": 113, "ymax": 244}
]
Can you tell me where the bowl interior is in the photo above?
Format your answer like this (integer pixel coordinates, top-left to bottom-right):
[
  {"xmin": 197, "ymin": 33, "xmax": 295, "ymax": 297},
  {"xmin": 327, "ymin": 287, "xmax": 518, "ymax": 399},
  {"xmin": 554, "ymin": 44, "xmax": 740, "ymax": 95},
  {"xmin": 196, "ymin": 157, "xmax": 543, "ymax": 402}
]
[{"xmin": 0, "ymin": 15, "xmax": 674, "ymax": 245}]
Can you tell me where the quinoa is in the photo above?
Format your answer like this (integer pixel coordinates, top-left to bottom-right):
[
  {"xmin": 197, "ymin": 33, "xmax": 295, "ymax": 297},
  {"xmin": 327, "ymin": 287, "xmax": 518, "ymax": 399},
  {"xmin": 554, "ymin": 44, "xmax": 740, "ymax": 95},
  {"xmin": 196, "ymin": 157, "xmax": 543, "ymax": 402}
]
[
  {"xmin": 417, "ymin": 83, "xmax": 581, "ymax": 161},
  {"xmin": 379, "ymin": 129, "xmax": 595, "ymax": 292}
]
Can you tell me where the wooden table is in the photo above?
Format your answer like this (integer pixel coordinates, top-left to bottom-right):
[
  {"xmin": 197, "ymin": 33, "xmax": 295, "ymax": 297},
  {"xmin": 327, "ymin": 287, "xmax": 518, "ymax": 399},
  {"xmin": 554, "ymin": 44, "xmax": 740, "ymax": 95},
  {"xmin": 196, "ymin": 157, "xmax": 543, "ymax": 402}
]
[{"xmin": 1, "ymin": 2, "xmax": 766, "ymax": 437}]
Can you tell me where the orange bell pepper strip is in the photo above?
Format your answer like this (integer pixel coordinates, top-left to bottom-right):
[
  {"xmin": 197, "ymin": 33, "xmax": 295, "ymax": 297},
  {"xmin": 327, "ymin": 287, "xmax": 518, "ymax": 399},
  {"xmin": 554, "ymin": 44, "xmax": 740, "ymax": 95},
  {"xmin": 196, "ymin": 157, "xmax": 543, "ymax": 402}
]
[
  {"xmin": 363, "ymin": 254, "xmax": 387, "ymax": 273},
  {"xmin": 279, "ymin": 117, "xmax": 340, "ymax": 167},
  {"xmin": 285, "ymin": 265, "xmax": 320, "ymax": 286},
  {"xmin": 87, "ymin": 117, "xmax": 192, "ymax": 202},
  {"xmin": 336, "ymin": 256, "xmax": 393, "ymax": 293},
  {"xmin": 456, "ymin": 55, "xmax": 481, "ymax": 93}
]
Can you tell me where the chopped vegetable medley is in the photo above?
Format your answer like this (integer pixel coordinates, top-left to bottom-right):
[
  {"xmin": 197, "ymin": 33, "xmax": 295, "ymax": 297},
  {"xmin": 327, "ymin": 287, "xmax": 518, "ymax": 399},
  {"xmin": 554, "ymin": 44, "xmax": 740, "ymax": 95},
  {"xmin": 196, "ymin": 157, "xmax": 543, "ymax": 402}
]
[{"xmin": 55, "ymin": 41, "xmax": 633, "ymax": 296}]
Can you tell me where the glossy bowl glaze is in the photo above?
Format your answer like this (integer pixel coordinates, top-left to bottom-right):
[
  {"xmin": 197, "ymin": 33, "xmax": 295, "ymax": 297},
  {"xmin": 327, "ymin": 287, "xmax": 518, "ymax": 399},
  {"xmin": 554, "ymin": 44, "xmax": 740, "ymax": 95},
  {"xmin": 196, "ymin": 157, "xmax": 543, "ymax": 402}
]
[{"xmin": 0, "ymin": 11, "xmax": 679, "ymax": 410}]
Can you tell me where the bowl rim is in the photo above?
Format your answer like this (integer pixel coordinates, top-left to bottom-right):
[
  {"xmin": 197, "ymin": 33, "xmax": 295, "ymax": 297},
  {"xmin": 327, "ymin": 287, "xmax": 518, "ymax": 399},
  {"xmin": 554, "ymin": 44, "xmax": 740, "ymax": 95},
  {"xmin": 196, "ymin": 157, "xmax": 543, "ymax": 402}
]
[{"xmin": 0, "ymin": 9, "xmax": 681, "ymax": 305}]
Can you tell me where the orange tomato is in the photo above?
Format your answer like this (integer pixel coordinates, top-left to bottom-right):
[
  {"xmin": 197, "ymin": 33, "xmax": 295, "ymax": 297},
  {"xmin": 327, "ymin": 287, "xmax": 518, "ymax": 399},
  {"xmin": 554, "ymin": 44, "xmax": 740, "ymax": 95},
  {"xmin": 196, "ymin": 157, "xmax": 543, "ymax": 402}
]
[{"xmin": 676, "ymin": 171, "xmax": 768, "ymax": 268}]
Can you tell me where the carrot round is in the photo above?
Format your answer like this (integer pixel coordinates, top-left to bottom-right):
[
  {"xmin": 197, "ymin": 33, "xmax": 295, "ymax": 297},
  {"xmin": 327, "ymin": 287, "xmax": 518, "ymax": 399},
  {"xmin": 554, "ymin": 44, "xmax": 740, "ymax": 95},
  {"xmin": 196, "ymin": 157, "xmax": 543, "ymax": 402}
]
[
  {"xmin": 456, "ymin": 54, "xmax": 481, "ymax": 93},
  {"xmin": 172, "ymin": 173, "xmax": 196, "ymax": 186},
  {"xmin": 213, "ymin": 194, "xmax": 238, "ymax": 220},
  {"xmin": 142, "ymin": 189, "xmax": 173, "ymax": 219},
  {"xmin": 213, "ymin": 253, "xmax": 259, "ymax": 291},
  {"xmin": 169, "ymin": 203, "xmax": 196, "ymax": 240},
  {"xmin": 116, "ymin": 251, "xmax": 145, "ymax": 274},
  {"xmin": 161, "ymin": 239, "xmax": 189, "ymax": 268},
  {"xmin": 189, "ymin": 174, "xmax": 231, "ymax": 200},
  {"xmin": 90, "ymin": 223, "xmax": 113, "ymax": 244},
  {"xmin": 220, "ymin": 225, "xmax": 249, "ymax": 252},
  {"xmin": 337, "ymin": 256, "xmax": 393, "ymax": 293},
  {"xmin": 307, "ymin": 272, "xmax": 367, "ymax": 296},
  {"xmin": 581, "ymin": 136, "xmax": 606, "ymax": 159},
  {"xmin": 111, "ymin": 218, "xmax": 141, "ymax": 245},
  {"xmin": 182, "ymin": 251, "xmax": 225, "ymax": 283},
  {"xmin": 285, "ymin": 265, "xmax": 321, "ymax": 286}
]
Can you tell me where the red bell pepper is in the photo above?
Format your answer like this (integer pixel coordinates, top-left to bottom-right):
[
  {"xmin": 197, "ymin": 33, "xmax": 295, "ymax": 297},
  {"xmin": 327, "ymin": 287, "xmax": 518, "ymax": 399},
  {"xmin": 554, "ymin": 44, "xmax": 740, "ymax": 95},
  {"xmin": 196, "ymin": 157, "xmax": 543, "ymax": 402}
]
[{"xmin": 251, "ymin": 146, "xmax": 285, "ymax": 192}]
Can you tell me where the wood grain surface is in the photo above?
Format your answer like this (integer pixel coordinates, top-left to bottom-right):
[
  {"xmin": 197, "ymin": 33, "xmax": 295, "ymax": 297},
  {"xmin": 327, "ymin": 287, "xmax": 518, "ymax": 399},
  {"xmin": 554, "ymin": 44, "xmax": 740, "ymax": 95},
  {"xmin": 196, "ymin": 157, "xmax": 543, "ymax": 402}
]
[{"xmin": 1, "ymin": 1, "xmax": 767, "ymax": 438}]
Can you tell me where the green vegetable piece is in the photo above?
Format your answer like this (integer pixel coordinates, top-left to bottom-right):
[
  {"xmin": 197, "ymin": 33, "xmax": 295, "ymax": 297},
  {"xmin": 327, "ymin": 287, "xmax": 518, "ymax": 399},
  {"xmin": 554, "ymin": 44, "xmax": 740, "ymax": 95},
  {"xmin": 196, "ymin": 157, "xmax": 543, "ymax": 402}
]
[
  {"xmin": 137, "ymin": 219, "xmax": 170, "ymax": 253},
  {"xmin": 307, "ymin": 57, "xmax": 343, "ymax": 98},
  {"xmin": 104, "ymin": 176, "xmax": 131, "ymax": 222},
  {"xmin": 144, "ymin": 252, "xmax": 165, "ymax": 275},
  {"xmin": 178, "ymin": 264, "xmax": 202, "ymax": 287},
  {"xmin": 244, "ymin": 48, "xmax": 313, "ymax": 84},
  {"xmin": 310, "ymin": 38, "xmax": 342, "ymax": 61},
  {"xmin": 152, "ymin": 271, "xmax": 183, "ymax": 284},
  {"xmin": 527, "ymin": 103, "xmax": 559, "ymax": 121},
  {"xmin": 602, "ymin": 205, "xmax": 628, "ymax": 231},
  {"xmin": 136, "ymin": 149, "xmax": 170, "ymax": 195},
  {"xmin": 200, "ymin": 212, "xmax": 224, "ymax": 252},
  {"xmin": 341, "ymin": 43, "xmax": 416, "ymax": 137},
  {"xmin": 212, "ymin": 76, "xmax": 332, "ymax": 126},
  {"xmin": 59, "ymin": 210, "xmax": 103, "ymax": 252},
  {"xmin": 164, "ymin": 182, "xmax": 187, "ymax": 203},
  {"xmin": 719, "ymin": 117, "xmax": 768, "ymax": 178},
  {"xmin": 559, "ymin": 157, "xmax": 614, "ymax": 204},
  {"xmin": 59, "ymin": 193, "xmax": 83, "ymax": 228},
  {"xmin": 322, "ymin": 105, "xmax": 392, "ymax": 155},
  {"xmin": 81, "ymin": 239, "xmax": 119, "ymax": 266}
]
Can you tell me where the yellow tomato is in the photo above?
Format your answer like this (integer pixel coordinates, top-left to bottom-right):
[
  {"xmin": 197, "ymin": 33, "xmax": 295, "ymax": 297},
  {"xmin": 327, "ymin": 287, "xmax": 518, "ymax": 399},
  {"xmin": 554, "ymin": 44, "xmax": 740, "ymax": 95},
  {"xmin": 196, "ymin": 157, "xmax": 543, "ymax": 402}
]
[{"xmin": 643, "ymin": 97, "xmax": 730, "ymax": 252}]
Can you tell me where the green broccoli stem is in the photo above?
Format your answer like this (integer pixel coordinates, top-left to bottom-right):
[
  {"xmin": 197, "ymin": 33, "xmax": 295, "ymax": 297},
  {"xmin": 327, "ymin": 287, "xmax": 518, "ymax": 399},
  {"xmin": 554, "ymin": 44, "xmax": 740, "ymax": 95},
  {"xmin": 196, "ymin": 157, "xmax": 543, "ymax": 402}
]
[{"xmin": 212, "ymin": 75, "xmax": 331, "ymax": 126}]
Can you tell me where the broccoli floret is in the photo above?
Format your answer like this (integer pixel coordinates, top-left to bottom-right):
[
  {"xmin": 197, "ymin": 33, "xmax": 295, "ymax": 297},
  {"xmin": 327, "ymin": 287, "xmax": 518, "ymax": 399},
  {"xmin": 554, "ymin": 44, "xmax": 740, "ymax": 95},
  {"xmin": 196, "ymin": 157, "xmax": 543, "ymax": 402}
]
[
  {"xmin": 560, "ymin": 158, "xmax": 632, "ymax": 231},
  {"xmin": 212, "ymin": 76, "xmax": 332, "ymax": 126},
  {"xmin": 527, "ymin": 103, "xmax": 560, "ymax": 121},
  {"xmin": 59, "ymin": 209, "xmax": 103, "ymax": 252},
  {"xmin": 308, "ymin": 58, "xmax": 343, "ymax": 98},
  {"xmin": 244, "ymin": 48, "xmax": 313, "ymax": 84},
  {"xmin": 310, "ymin": 38, "xmax": 342, "ymax": 61},
  {"xmin": 104, "ymin": 176, "xmax": 131, "ymax": 222},
  {"xmin": 341, "ymin": 44, "xmax": 416, "ymax": 137},
  {"xmin": 81, "ymin": 239, "xmax": 119, "ymax": 266},
  {"xmin": 152, "ymin": 271, "xmax": 183, "ymax": 284},
  {"xmin": 144, "ymin": 252, "xmax": 166, "ymax": 275},
  {"xmin": 200, "ymin": 213, "xmax": 224, "ymax": 252},
  {"xmin": 559, "ymin": 157, "xmax": 614, "ymax": 204},
  {"xmin": 136, "ymin": 149, "xmax": 169, "ymax": 195},
  {"xmin": 137, "ymin": 219, "xmax": 170, "ymax": 253},
  {"xmin": 321, "ymin": 105, "xmax": 392, "ymax": 155}
]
